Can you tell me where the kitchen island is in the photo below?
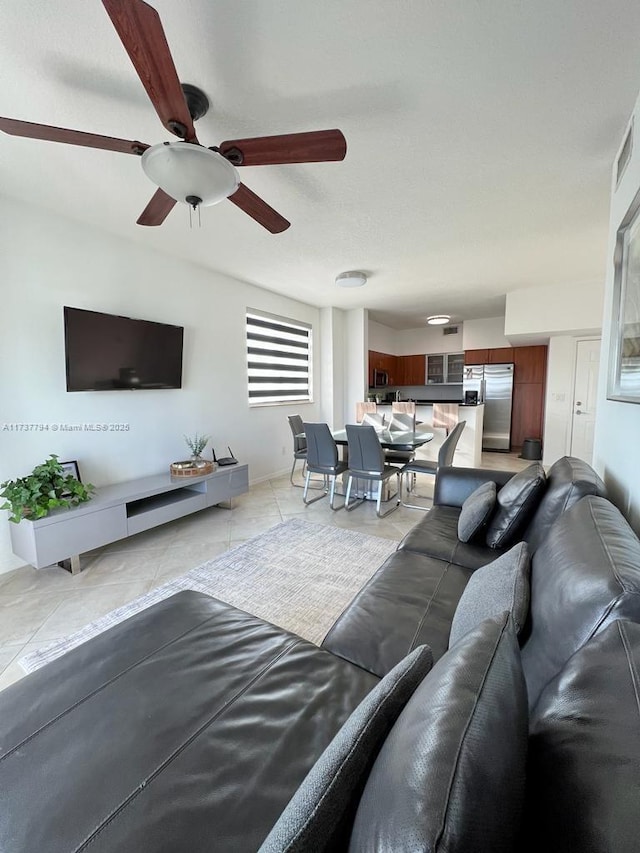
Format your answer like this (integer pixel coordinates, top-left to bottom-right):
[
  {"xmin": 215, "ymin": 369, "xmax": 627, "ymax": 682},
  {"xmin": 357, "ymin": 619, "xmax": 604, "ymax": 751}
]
[{"xmin": 376, "ymin": 403, "xmax": 484, "ymax": 467}]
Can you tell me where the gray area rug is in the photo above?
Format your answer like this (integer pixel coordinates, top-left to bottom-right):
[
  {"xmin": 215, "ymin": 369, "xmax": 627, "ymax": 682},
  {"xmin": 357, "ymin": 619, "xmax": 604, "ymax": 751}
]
[{"xmin": 20, "ymin": 518, "xmax": 396, "ymax": 674}]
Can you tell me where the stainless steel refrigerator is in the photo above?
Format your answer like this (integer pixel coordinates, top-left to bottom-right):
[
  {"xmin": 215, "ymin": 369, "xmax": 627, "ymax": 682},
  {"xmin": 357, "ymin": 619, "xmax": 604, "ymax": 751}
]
[{"xmin": 463, "ymin": 363, "xmax": 514, "ymax": 451}]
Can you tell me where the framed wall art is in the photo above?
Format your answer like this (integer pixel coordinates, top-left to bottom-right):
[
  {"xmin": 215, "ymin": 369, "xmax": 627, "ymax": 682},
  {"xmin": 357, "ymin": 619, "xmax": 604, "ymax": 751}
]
[
  {"xmin": 60, "ymin": 460, "xmax": 81, "ymax": 481},
  {"xmin": 608, "ymin": 190, "xmax": 640, "ymax": 403}
]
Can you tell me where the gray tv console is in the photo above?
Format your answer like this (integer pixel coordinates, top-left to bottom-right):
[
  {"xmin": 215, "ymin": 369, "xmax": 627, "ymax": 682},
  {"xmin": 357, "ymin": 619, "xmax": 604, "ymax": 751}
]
[{"xmin": 9, "ymin": 464, "xmax": 249, "ymax": 574}]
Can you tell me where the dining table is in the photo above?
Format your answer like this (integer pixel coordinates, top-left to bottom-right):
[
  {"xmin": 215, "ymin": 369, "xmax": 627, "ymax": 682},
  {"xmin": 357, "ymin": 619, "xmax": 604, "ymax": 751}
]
[
  {"xmin": 331, "ymin": 428, "xmax": 435, "ymax": 452},
  {"xmin": 330, "ymin": 428, "xmax": 434, "ymax": 501}
]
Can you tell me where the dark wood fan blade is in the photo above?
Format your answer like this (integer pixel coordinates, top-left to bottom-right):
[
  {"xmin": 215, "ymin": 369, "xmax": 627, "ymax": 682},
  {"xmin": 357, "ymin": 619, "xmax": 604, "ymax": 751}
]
[
  {"xmin": 228, "ymin": 184, "xmax": 290, "ymax": 233},
  {"xmin": 137, "ymin": 188, "xmax": 177, "ymax": 226},
  {"xmin": 0, "ymin": 116, "xmax": 149, "ymax": 154},
  {"xmin": 102, "ymin": 0, "xmax": 196, "ymax": 142},
  {"xmin": 219, "ymin": 129, "xmax": 347, "ymax": 166}
]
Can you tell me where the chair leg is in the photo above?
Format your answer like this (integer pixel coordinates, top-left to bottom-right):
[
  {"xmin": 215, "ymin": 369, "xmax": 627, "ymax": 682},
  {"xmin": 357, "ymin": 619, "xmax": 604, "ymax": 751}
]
[
  {"xmin": 344, "ymin": 475, "xmax": 364, "ymax": 512},
  {"xmin": 375, "ymin": 474, "xmax": 400, "ymax": 518},
  {"xmin": 328, "ymin": 475, "xmax": 345, "ymax": 510},
  {"xmin": 292, "ymin": 457, "xmax": 324, "ymax": 490},
  {"xmin": 399, "ymin": 471, "xmax": 433, "ymax": 510},
  {"xmin": 303, "ymin": 471, "xmax": 329, "ymax": 505},
  {"xmin": 290, "ymin": 456, "xmax": 303, "ymax": 488}
]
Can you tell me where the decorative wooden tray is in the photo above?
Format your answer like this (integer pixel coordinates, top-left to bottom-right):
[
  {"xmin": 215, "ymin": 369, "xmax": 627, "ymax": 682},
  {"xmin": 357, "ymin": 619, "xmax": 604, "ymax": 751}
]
[{"xmin": 170, "ymin": 460, "xmax": 215, "ymax": 477}]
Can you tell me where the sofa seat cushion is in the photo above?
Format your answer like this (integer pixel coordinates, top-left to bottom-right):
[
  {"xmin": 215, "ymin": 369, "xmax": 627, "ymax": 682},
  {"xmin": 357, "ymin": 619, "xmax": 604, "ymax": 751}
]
[
  {"xmin": 521, "ymin": 496, "xmax": 640, "ymax": 710},
  {"xmin": 527, "ymin": 620, "xmax": 640, "ymax": 853},
  {"xmin": 449, "ymin": 541, "xmax": 531, "ymax": 647},
  {"xmin": 0, "ymin": 591, "xmax": 379, "ymax": 853},
  {"xmin": 486, "ymin": 462, "xmax": 547, "ymax": 549},
  {"xmin": 399, "ymin": 504, "xmax": 507, "ymax": 570},
  {"xmin": 348, "ymin": 613, "xmax": 528, "ymax": 853},
  {"xmin": 322, "ymin": 549, "xmax": 474, "ymax": 676},
  {"xmin": 259, "ymin": 645, "xmax": 433, "ymax": 853},
  {"xmin": 457, "ymin": 480, "xmax": 497, "ymax": 542}
]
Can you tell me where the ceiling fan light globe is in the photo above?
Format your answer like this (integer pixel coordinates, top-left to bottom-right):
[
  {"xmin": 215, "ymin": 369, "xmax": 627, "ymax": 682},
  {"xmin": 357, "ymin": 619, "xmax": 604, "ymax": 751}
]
[{"xmin": 141, "ymin": 142, "xmax": 239, "ymax": 206}]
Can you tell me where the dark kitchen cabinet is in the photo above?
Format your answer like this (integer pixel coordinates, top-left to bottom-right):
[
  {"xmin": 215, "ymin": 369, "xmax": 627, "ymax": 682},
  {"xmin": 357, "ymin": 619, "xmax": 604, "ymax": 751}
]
[
  {"xmin": 464, "ymin": 349, "xmax": 488, "ymax": 365},
  {"xmin": 514, "ymin": 346, "xmax": 547, "ymax": 384},
  {"xmin": 487, "ymin": 347, "xmax": 514, "ymax": 363},
  {"xmin": 511, "ymin": 382, "xmax": 545, "ymax": 447},
  {"xmin": 510, "ymin": 345, "xmax": 547, "ymax": 448},
  {"xmin": 368, "ymin": 350, "xmax": 398, "ymax": 386},
  {"xmin": 399, "ymin": 354, "xmax": 426, "ymax": 385}
]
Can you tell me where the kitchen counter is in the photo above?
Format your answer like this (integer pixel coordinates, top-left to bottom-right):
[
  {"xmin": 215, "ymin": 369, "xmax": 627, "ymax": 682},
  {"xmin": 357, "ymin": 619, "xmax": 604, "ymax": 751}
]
[
  {"xmin": 376, "ymin": 403, "xmax": 484, "ymax": 467},
  {"xmin": 411, "ymin": 398, "xmax": 464, "ymax": 404},
  {"xmin": 375, "ymin": 398, "xmax": 464, "ymax": 404}
]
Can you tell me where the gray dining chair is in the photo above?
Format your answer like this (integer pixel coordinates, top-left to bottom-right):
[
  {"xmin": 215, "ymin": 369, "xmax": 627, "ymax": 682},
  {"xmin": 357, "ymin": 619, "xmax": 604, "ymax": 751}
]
[
  {"xmin": 344, "ymin": 424, "xmax": 401, "ymax": 517},
  {"xmin": 400, "ymin": 420, "xmax": 466, "ymax": 510},
  {"xmin": 302, "ymin": 422, "xmax": 348, "ymax": 509},
  {"xmin": 287, "ymin": 414, "xmax": 307, "ymax": 487},
  {"xmin": 384, "ymin": 411, "xmax": 417, "ymax": 467}
]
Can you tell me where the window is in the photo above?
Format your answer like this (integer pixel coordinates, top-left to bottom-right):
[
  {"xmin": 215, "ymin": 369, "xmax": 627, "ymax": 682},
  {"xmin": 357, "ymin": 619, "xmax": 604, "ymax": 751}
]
[{"xmin": 246, "ymin": 309, "xmax": 312, "ymax": 405}]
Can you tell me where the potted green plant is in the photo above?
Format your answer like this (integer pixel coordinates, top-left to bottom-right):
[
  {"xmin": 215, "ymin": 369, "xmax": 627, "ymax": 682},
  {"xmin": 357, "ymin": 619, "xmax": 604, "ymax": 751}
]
[
  {"xmin": 0, "ymin": 455, "xmax": 95, "ymax": 523},
  {"xmin": 184, "ymin": 432, "xmax": 210, "ymax": 465}
]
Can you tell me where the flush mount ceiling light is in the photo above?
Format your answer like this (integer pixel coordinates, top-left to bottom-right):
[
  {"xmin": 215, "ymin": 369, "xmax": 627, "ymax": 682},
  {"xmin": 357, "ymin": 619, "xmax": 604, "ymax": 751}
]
[
  {"xmin": 336, "ymin": 271, "xmax": 367, "ymax": 288},
  {"xmin": 141, "ymin": 142, "xmax": 240, "ymax": 209},
  {"xmin": 426, "ymin": 314, "xmax": 451, "ymax": 325}
]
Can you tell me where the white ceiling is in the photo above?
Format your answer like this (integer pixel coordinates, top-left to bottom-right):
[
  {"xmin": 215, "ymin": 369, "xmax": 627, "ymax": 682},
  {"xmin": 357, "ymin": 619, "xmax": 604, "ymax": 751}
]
[{"xmin": 2, "ymin": 1, "xmax": 640, "ymax": 329}]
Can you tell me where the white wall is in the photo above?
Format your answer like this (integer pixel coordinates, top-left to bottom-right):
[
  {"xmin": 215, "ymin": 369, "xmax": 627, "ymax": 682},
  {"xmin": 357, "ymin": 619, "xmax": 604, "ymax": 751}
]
[
  {"xmin": 369, "ymin": 315, "xmax": 512, "ymax": 356},
  {"xmin": 593, "ymin": 90, "xmax": 640, "ymax": 533},
  {"xmin": 319, "ymin": 307, "xmax": 346, "ymax": 430},
  {"xmin": 396, "ymin": 324, "xmax": 464, "ymax": 356},
  {"xmin": 345, "ymin": 308, "xmax": 368, "ymax": 423},
  {"xmin": 0, "ymin": 198, "xmax": 322, "ymax": 573},
  {"xmin": 505, "ymin": 281, "xmax": 604, "ymax": 339},
  {"xmin": 462, "ymin": 317, "xmax": 511, "ymax": 350},
  {"xmin": 368, "ymin": 319, "xmax": 397, "ymax": 353},
  {"xmin": 367, "ymin": 319, "xmax": 465, "ymax": 356}
]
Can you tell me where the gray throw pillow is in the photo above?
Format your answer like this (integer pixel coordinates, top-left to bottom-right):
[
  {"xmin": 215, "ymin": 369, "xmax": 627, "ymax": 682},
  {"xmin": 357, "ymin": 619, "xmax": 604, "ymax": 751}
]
[
  {"xmin": 457, "ymin": 480, "xmax": 497, "ymax": 542},
  {"xmin": 348, "ymin": 614, "xmax": 528, "ymax": 853},
  {"xmin": 486, "ymin": 462, "xmax": 547, "ymax": 549},
  {"xmin": 449, "ymin": 541, "xmax": 531, "ymax": 647},
  {"xmin": 258, "ymin": 644, "xmax": 433, "ymax": 853}
]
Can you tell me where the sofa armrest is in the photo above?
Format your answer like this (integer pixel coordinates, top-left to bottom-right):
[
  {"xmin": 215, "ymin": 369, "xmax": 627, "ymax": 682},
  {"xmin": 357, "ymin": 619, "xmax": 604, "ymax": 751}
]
[{"xmin": 434, "ymin": 466, "xmax": 514, "ymax": 508}]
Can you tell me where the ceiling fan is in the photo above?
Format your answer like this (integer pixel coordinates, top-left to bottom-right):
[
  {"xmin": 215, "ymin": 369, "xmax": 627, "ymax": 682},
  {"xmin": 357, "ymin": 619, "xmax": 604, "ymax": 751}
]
[{"xmin": 0, "ymin": 0, "xmax": 347, "ymax": 233}]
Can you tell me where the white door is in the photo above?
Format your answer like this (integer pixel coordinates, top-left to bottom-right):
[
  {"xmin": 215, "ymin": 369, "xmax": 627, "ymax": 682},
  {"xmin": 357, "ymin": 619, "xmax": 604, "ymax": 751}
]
[{"xmin": 570, "ymin": 339, "xmax": 601, "ymax": 462}]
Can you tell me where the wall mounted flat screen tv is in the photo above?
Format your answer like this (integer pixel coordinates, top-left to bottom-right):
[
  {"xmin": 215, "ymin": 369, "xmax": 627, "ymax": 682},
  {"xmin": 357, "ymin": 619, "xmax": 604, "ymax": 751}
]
[{"xmin": 64, "ymin": 307, "xmax": 184, "ymax": 391}]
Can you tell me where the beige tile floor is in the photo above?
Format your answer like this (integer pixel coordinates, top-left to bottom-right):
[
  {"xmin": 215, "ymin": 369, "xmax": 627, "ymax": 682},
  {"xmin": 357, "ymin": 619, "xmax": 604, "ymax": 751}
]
[{"xmin": 0, "ymin": 451, "xmax": 529, "ymax": 692}]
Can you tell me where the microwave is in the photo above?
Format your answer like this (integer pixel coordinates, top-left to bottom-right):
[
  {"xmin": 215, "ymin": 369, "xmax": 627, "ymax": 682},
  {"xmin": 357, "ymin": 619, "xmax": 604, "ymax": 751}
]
[{"xmin": 373, "ymin": 369, "xmax": 388, "ymax": 387}]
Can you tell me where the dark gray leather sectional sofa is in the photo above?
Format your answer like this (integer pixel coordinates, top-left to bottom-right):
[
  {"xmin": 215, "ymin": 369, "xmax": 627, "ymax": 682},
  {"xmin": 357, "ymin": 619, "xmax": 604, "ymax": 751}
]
[{"xmin": 1, "ymin": 456, "xmax": 639, "ymax": 851}]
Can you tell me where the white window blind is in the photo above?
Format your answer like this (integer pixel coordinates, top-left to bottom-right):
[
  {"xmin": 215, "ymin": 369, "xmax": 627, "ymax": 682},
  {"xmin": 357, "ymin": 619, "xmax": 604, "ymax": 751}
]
[{"xmin": 246, "ymin": 310, "xmax": 312, "ymax": 405}]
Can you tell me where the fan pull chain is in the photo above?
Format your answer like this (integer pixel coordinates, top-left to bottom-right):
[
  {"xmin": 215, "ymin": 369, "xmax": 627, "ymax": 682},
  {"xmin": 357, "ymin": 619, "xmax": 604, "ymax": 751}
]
[
  {"xmin": 188, "ymin": 205, "xmax": 202, "ymax": 229},
  {"xmin": 187, "ymin": 196, "xmax": 202, "ymax": 229}
]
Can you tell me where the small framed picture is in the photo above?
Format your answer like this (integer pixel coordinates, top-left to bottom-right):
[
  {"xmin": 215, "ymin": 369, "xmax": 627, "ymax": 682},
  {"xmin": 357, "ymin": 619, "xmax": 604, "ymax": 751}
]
[{"xmin": 60, "ymin": 460, "xmax": 81, "ymax": 482}]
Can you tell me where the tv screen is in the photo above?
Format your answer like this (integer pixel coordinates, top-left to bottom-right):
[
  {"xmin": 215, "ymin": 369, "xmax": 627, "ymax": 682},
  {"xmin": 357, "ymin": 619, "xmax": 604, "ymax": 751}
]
[{"xmin": 64, "ymin": 307, "xmax": 184, "ymax": 391}]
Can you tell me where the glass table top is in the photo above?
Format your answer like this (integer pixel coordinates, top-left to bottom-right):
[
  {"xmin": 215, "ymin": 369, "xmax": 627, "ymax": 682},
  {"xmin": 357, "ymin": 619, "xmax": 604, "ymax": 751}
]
[{"xmin": 332, "ymin": 429, "xmax": 434, "ymax": 448}]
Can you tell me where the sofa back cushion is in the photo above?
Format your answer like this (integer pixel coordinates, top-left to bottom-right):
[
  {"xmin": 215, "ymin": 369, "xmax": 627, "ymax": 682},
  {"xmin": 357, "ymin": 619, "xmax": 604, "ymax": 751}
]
[
  {"xmin": 522, "ymin": 455, "xmax": 607, "ymax": 552},
  {"xmin": 258, "ymin": 645, "xmax": 433, "ymax": 853},
  {"xmin": 348, "ymin": 614, "xmax": 528, "ymax": 853},
  {"xmin": 485, "ymin": 462, "xmax": 547, "ymax": 549},
  {"xmin": 527, "ymin": 620, "xmax": 640, "ymax": 853},
  {"xmin": 521, "ymin": 495, "xmax": 640, "ymax": 709}
]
